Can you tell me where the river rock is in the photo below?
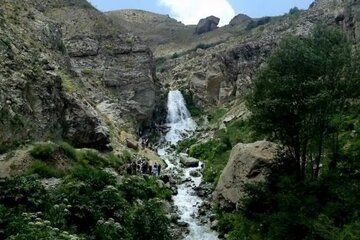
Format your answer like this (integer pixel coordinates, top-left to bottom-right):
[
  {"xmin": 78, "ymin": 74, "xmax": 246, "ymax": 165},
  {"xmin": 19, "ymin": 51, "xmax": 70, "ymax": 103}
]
[
  {"xmin": 177, "ymin": 221, "xmax": 189, "ymax": 228},
  {"xmin": 210, "ymin": 220, "xmax": 219, "ymax": 230},
  {"xmin": 213, "ymin": 141, "xmax": 279, "ymax": 208},
  {"xmin": 180, "ymin": 154, "xmax": 200, "ymax": 168},
  {"xmin": 190, "ymin": 169, "xmax": 201, "ymax": 177}
]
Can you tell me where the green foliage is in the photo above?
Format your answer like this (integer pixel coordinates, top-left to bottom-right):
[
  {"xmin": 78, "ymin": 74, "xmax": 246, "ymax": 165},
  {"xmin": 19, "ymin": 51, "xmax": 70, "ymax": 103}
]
[
  {"xmin": 216, "ymin": 120, "xmax": 261, "ymax": 146},
  {"xmin": 181, "ymin": 89, "xmax": 204, "ymax": 118},
  {"xmin": 0, "ymin": 161, "xmax": 172, "ymax": 239},
  {"xmin": 59, "ymin": 71, "xmax": 77, "ymax": 93},
  {"xmin": 81, "ymin": 68, "xmax": 93, "ymax": 76},
  {"xmin": 176, "ymin": 138, "xmax": 197, "ymax": 153},
  {"xmin": 247, "ymin": 25, "xmax": 359, "ymax": 178},
  {"xmin": 208, "ymin": 108, "xmax": 227, "ymax": 124},
  {"xmin": 30, "ymin": 142, "xmax": 58, "ymax": 161},
  {"xmin": 119, "ymin": 176, "xmax": 172, "ymax": 202},
  {"xmin": 216, "ymin": 26, "xmax": 360, "ymax": 240},
  {"xmin": 30, "ymin": 160, "xmax": 65, "ymax": 178},
  {"xmin": 132, "ymin": 200, "xmax": 171, "ymax": 240},
  {"xmin": 189, "ymin": 140, "xmax": 231, "ymax": 183}
]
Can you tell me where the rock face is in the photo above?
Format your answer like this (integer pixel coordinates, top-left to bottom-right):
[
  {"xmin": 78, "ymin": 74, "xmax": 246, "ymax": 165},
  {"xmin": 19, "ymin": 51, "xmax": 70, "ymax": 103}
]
[
  {"xmin": 229, "ymin": 14, "xmax": 251, "ymax": 26},
  {"xmin": 213, "ymin": 141, "xmax": 278, "ymax": 208},
  {"xmin": 148, "ymin": 0, "xmax": 359, "ymax": 111},
  {"xmin": 195, "ymin": 16, "xmax": 220, "ymax": 34},
  {"xmin": 0, "ymin": 0, "xmax": 158, "ymax": 151}
]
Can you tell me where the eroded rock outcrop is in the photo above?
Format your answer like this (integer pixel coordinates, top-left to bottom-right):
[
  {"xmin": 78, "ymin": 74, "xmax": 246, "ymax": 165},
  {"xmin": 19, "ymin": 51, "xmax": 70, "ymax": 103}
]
[
  {"xmin": 213, "ymin": 141, "xmax": 279, "ymax": 209},
  {"xmin": 195, "ymin": 16, "xmax": 220, "ymax": 34},
  {"xmin": 229, "ymin": 14, "xmax": 251, "ymax": 26}
]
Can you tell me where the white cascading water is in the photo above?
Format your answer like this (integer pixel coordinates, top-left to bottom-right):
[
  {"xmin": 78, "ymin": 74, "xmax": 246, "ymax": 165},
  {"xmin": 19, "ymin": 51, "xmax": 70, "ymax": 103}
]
[{"xmin": 157, "ymin": 90, "xmax": 218, "ymax": 240}]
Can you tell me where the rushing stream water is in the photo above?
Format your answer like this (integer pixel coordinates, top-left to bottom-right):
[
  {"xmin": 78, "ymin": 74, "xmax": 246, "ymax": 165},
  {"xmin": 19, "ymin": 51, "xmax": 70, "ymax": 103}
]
[{"xmin": 157, "ymin": 90, "xmax": 219, "ymax": 240}]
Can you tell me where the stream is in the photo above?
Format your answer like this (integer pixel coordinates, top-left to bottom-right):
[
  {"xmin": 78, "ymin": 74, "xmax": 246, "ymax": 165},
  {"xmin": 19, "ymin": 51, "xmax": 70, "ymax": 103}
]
[{"xmin": 157, "ymin": 90, "xmax": 219, "ymax": 240}]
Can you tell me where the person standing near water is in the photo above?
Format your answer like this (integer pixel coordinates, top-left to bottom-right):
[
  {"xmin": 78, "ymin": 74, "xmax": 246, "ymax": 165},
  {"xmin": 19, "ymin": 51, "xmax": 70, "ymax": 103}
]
[{"xmin": 153, "ymin": 163, "xmax": 158, "ymax": 176}]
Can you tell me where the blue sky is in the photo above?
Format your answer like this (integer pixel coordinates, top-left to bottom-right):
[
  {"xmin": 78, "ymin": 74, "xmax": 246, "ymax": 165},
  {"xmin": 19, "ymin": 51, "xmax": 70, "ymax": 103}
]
[{"xmin": 88, "ymin": 0, "xmax": 314, "ymax": 26}]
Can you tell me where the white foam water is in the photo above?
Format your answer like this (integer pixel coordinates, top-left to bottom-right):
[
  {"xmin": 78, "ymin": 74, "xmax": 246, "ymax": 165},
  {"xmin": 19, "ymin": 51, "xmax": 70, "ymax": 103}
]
[{"xmin": 157, "ymin": 90, "xmax": 218, "ymax": 240}]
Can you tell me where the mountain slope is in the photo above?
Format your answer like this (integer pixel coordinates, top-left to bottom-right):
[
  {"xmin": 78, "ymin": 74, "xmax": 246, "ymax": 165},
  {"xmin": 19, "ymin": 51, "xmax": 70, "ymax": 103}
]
[{"xmin": 0, "ymin": 0, "xmax": 159, "ymax": 152}]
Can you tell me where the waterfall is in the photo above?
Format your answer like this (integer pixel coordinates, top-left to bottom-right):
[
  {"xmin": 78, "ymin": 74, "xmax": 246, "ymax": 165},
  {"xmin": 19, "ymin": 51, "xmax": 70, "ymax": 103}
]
[
  {"xmin": 165, "ymin": 90, "xmax": 197, "ymax": 145},
  {"xmin": 157, "ymin": 90, "xmax": 219, "ymax": 240}
]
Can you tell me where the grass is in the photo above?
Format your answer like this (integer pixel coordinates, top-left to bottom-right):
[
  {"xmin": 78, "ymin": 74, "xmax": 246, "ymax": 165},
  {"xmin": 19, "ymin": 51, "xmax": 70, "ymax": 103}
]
[
  {"xmin": 30, "ymin": 160, "xmax": 65, "ymax": 178},
  {"xmin": 59, "ymin": 72, "xmax": 76, "ymax": 92},
  {"xmin": 30, "ymin": 142, "xmax": 58, "ymax": 161},
  {"xmin": 189, "ymin": 139, "xmax": 231, "ymax": 183},
  {"xmin": 208, "ymin": 108, "xmax": 228, "ymax": 124},
  {"xmin": 81, "ymin": 68, "xmax": 93, "ymax": 76}
]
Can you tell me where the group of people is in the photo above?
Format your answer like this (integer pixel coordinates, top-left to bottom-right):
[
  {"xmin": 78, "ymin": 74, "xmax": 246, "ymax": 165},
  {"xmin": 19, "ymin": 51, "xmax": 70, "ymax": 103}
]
[{"xmin": 126, "ymin": 159, "xmax": 162, "ymax": 176}]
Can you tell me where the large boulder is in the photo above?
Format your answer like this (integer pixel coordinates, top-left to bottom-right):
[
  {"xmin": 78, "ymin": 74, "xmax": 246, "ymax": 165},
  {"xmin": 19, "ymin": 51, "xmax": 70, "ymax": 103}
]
[
  {"xmin": 213, "ymin": 141, "xmax": 278, "ymax": 209},
  {"xmin": 195, "ymin": 16, "xmax": 220, "ymax": 34},
  {"xmin": 229, "ymin": 14, "xmax": 251, "ymax": 26},
  {"xmin": 180, "ymin": 154, "xmax": 200, "ymax": 168}
]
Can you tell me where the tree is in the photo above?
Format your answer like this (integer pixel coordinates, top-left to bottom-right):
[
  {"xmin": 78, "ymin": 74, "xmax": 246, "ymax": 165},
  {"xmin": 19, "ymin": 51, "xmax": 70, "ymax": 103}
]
[{"xmin": 247, "ymin": 25, "xmax": 359, "ymax": 179}]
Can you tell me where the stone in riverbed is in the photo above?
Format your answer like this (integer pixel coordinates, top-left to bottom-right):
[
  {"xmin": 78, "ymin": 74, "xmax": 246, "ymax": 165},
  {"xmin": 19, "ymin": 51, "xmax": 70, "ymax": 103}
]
[
  {"xmin": 190, "ymin": 169, "xmax": 201, "ymax": 177},
  {"xmin": 179, "ymin": 154, "xmax": 200, "ymax": 167}
]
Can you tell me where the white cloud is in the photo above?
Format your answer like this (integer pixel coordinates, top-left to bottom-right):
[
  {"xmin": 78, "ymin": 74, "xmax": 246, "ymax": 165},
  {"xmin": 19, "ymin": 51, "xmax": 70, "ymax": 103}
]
[{"xmin": 157, "ymin": 0, "xmax": 235, "ymax": 27}]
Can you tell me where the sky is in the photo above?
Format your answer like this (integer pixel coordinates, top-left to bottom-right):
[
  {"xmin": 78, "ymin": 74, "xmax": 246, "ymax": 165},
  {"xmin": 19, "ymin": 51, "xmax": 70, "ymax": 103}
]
[{"xmin": 88, "ymin": 0, "xmax": 315, "ymax": 26}]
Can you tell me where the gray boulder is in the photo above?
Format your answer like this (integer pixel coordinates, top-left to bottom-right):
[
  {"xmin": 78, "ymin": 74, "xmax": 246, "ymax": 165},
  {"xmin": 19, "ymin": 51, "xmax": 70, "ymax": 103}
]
[
  {"xmin": 213, "ymin": 141, "xmax": 278, "ymax": 208},
  {"xmin": 229, "ymin": 14, "xmax": 251, "ymax": 26},
  {"xmin": 195, "ymin": 16, "xmax": 220, "ymax": 34},
  {"xmin": 180, "ymin": 154, "xmax": 200, "ymax": 168}
]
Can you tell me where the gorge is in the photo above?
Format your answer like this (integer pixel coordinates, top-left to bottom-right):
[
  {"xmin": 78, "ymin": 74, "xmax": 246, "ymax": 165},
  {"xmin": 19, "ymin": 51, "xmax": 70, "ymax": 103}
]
[{"xmin": 0, "ymin": 0, "xmax": 359, "ymax": 239}]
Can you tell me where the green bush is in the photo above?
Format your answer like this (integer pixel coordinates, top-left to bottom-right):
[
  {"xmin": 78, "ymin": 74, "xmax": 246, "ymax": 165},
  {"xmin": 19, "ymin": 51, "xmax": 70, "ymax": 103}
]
[
  {"xmin": 119, "ymin": 176, "xmax": 172, "ymax": 202},
  {"xmin": 180, "ymin": 89, "xmax": 203, "ymax": 118},
  {"xmin": 132, "ymin": 200, "xmax": 171, "ymax": 240},
  {"xmin": 59, "ymin": 142, "xmax": 78, "ymax": 161},
  {"xmin": 189, "ymin": 140, "xmax": 231, "ymax": 183},
  {"xmin": 216, "ymin": 120, "xmax": 261, "ymax": 146},
  {"xmin": 30, "ymin": 160, "xmax": 65, "ymax": 178},
  {"xmin": 176, "ymin": 138, "xmax": 197, "ymax": 153},
  {"xmin": 30, "ymin": 143, "xmax": 58, "ymax": 161}
]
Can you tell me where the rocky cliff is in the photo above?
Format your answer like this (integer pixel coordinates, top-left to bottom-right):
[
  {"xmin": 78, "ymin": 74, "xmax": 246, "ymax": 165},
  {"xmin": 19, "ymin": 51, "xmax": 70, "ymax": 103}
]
[
  {"xmin": 0, "ymin": 0, "xmax": 159, "ymax": 151},
  {"xmin": 109, "ymin": 0, "xmax": 359, "ymax": 113}
]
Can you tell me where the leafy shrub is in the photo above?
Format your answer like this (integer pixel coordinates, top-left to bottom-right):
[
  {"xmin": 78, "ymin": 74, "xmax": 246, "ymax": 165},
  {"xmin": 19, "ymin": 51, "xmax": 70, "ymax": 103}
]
[
  {"xmin": 119, "ymin": 176, "xmax": 172, "ymax": 202},
  {"xmin": 181, "ymin": 89, "xmax": 203, "ymax": 117},
  {"xmin": 30, "ymin": 143, "xmax": 58, "ymax": 161},
  {"xmin": 216, "ymin": 120, "xmax": 261, "ymax": 146},
  {"xmin": 132, "ymin": 200, "xmax": 171, "ymax": 240},
  {"xmin": 189, "ymin": 140, "xmax": 231, "ymax": 183},
  {"xmin": 30, "ymin": 160, "xmax": 65, "ymax": 178},
  {"xmin": 176, "ymin": 138, "xmax": 197, "ymax": 153},
  {"xmin": 0, "ymin": 175, "xmax": 47, "ymax": 210},
  {"xmin": 59, "ymin": 142, "xmax": 78, "ymax": 161}
]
